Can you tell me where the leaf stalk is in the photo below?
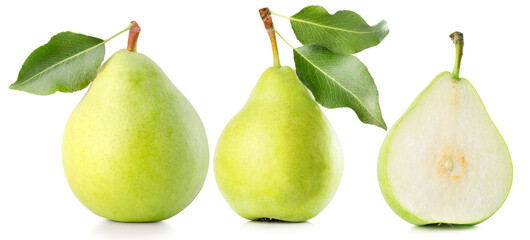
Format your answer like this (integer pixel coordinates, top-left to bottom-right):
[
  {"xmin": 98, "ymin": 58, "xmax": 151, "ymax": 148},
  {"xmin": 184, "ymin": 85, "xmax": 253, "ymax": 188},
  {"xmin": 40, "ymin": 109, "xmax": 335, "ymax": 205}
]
[{"xmin": 104, "ymin": 22, "xmax": 135, "ymax": 43}]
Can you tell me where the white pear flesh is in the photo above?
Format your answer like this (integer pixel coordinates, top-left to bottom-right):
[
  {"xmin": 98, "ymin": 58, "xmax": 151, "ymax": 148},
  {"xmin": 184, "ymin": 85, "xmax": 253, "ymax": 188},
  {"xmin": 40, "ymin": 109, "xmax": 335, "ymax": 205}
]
[{"xmin": 378, "ymin": 72, "xmax": 512, "ymax": 225}]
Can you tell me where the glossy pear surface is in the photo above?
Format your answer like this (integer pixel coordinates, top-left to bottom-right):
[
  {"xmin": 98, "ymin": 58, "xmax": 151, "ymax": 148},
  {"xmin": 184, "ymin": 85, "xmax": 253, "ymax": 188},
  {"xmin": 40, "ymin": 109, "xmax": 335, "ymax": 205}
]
[
  {"xmin": 62, "ymin": 49, "xmax": 209, "ymax": 222},
  {"xmin": 378, "ymin": 72, "xmax": 512, "ymax": 225},
  {"xmin": 214, "ymin": 66, "xmax": 343, "ymax": 222}
]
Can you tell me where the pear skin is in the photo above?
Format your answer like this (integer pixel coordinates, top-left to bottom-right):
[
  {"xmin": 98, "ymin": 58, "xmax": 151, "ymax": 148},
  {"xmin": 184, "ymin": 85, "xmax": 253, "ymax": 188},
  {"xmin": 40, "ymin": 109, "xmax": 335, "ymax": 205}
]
[
  {"xmin": 214, "ymin": 66, "xmax": 343, "ymax": 222},
  {"xmin": 62, "ymin": 49, "xmax": 209, "ymax": 222}
]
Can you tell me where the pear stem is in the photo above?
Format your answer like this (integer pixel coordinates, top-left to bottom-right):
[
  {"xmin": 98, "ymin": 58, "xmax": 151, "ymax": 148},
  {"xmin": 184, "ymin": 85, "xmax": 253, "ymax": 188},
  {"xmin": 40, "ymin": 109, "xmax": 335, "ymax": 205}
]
[
  {"xmin": 259, "ymin": 8, "xmax": 281, "ymax": 68},
  {"xmin": 127, "ymin": 21, "xmax": 141, "ymax": 52},
  {"xmin": 450, "ymin": 31, "xmax": 464, "ymax": 80}
]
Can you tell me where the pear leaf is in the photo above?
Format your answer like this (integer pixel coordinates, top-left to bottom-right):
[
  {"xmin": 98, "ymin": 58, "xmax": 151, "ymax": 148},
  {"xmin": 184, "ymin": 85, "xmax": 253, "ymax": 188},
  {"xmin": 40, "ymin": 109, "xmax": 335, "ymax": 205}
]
[
  {"xmin": 9, "ymin": 32, "xmax": 105, "ymax": 95},
  {"xmin": 294, "ymin": 44, "xmax": 386, "ymax": 130},
  {"xmin": 289, "ymin": 5, "xmax": 389, "ymax": 54}
]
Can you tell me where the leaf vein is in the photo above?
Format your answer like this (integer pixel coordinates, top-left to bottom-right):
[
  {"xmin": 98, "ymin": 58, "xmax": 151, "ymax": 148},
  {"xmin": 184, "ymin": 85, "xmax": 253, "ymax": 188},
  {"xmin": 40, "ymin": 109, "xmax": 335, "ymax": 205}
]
[{"xmin": 286, "ymin": 15, "xmax": 383, "ymax": 35}]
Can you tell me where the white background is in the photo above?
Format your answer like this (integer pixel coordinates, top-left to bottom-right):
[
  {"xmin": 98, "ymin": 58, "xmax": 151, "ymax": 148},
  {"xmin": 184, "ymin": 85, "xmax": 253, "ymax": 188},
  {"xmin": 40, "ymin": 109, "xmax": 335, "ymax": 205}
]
[{"xmin": 1, "ymin": 0, "xmax": 529, "ymax": 239}]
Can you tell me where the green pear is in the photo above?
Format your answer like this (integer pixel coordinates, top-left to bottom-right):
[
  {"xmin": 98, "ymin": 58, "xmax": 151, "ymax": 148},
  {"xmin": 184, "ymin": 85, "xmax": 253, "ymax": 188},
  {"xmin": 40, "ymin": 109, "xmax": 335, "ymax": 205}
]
[
  {"xmin": 378, "ymin": 32, "xmax": 512, "ymax": 225},
  {"xmin": 62, "ymin": 26, "xmax": 208, "ymax": 222},
  {"xmin": 213, "ymin": 10, "xmax": 343, "ymax": 222}
]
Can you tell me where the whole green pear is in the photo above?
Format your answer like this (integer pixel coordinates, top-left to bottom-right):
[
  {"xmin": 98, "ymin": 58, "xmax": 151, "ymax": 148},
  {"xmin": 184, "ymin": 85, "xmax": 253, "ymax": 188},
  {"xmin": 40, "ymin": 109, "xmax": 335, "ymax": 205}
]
[
  {"xmin": 215, "ymin": 10, "xmax": 343, "ymax": 222},
  {"xmin": 214, "ymin": 65, "xmax": 343, "ymax": 222},
  {"xmin": 62, "ymin": 47, "xmax": 209, "ymax": 222},
  {"xmin": 378, "ymin": 32, "xmax": 512, "ymax": 225}
]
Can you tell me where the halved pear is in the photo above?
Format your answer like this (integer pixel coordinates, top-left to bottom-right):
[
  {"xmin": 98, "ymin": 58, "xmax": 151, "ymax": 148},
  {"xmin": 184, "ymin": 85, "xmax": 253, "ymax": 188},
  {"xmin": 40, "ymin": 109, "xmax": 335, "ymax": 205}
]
[{"xmin": 378, "ymin": 32, "xmax": 512, "ymax": 225}]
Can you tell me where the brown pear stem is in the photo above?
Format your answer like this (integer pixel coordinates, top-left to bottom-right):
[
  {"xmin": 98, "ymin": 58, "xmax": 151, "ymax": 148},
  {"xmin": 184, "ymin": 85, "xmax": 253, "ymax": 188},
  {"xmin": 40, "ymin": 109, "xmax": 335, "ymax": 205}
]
[
  {"xmin": 259, "ymin": 8, "xmax": 281, "ymax": 68},
  {"xmin": 127, "ymin": 21, "xmax": 141, "ymax": 52}
]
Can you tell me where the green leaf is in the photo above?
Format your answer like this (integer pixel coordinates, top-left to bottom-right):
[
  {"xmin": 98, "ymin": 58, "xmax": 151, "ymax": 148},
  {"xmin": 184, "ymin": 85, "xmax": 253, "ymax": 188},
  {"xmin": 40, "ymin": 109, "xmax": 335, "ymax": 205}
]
[
  {"xmin": 289, "ymin": 5, "xmax": 389, "ymax": 54},
  {"xmin": 293, "ymin": 44, "xmax": 386, "ymax": 129},
  {"xmin": 10, "ymin": 32, "xmax": 105, "ymax": 95}
]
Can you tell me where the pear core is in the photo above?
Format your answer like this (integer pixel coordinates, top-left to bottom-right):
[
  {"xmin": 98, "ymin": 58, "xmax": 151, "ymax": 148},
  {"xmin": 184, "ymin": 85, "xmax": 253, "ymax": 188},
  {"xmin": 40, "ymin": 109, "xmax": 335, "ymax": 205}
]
[{"xmin": 437, "ymin": 145, "xmax": 467, "ymax": 180}]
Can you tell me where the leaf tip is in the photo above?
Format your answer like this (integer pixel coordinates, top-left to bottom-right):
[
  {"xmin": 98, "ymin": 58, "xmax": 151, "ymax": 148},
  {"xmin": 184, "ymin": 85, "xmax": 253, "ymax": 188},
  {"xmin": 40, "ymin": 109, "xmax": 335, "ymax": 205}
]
[
  {"xmin": 381, "ymin": 122, "xmax": 388, "ymax": 131},
  {"xmin": 378, "ymin": 20, "xmax": 390, "ymax": 36},
  {"xmin": 370, "ymin": 116, "xmax": 387, "ymax": 131},
  {"xmin": 8, "ymin": 81, "xmax": 21, "ymax": 91}
]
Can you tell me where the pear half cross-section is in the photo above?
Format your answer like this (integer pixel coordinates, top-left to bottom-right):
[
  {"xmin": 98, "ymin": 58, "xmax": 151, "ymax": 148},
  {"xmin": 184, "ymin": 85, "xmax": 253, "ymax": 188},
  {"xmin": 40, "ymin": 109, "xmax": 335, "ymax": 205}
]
[{"xmin": 378, "ymin": 72, "xmax": 512, "ymax": 225}]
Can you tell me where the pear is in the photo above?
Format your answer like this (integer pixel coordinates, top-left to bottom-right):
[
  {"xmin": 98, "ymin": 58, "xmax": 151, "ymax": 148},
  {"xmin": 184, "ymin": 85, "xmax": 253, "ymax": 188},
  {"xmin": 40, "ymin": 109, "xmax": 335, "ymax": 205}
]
[
  {"xmin": 213, "ymin": 9, "xmax": 343, "ymax": 222},
  {"xmin": 62, "ymin": 23, "xmax": 208, "ymax": 222},
  {"xmin": 378, "ymin": 32, "xmax": 512, "ymax": 225}
]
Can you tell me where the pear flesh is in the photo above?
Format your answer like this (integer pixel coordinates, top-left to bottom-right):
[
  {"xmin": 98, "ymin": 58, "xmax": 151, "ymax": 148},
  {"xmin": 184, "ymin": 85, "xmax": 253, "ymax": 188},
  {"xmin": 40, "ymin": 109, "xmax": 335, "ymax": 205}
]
[
  {"xmin": 378, "ymin": 72, "xmax": 512, "ymax": 225},
  {"xmin": 62, "ymin": 49, "xmax": 209, "ymax": 222},
  {"xmin": 214, "ymin": 66, "xmax": 343, "ymax": 222}
]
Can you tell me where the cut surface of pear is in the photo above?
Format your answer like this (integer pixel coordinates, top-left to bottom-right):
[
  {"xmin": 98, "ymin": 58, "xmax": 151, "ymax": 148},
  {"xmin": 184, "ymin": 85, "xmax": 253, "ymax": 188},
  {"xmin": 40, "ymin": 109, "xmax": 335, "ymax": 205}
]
[
  {"xmin": 378, "ymin": 72, "xmax": 512, "ymax": 225},
  {"xmin": 214, "ymin": 66, "xmax": 343, "ymax": 222},
  {"xmin": 62, "ymin": 49, "xmax": 209, "ymax": 222}
]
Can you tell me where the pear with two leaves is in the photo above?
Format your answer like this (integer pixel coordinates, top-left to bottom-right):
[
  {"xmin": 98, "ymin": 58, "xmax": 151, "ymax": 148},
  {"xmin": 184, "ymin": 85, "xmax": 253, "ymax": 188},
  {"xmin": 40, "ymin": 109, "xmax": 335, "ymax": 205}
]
[
  {"xmin": 214, "ymin": 9, "xmax": 343, "ymax": 222},
  {"xmin": 61, "ymin": 23, "xmax": 209, "ymax": 222},
  {"xmin": 378, "ymin": 32, "xmax": 512, "ymax": 225}
]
